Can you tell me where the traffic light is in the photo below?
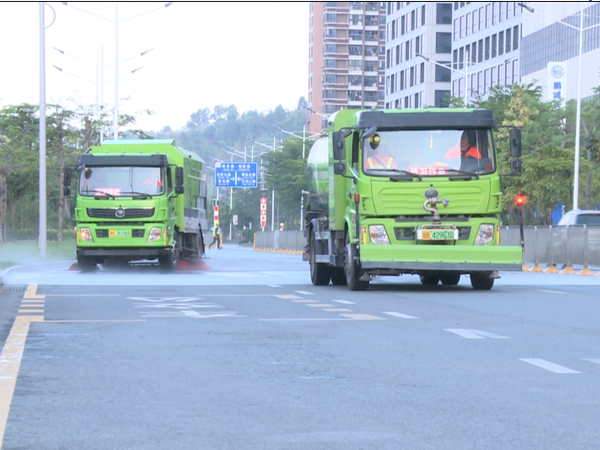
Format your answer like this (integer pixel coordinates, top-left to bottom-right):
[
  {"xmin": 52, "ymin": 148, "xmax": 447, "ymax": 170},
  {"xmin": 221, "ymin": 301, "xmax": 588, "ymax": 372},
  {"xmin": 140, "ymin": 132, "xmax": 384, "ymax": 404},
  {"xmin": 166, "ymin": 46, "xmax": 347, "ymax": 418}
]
[{"xmin": 515, "ymin": 194, "xmax": 526, "ymax": 207}]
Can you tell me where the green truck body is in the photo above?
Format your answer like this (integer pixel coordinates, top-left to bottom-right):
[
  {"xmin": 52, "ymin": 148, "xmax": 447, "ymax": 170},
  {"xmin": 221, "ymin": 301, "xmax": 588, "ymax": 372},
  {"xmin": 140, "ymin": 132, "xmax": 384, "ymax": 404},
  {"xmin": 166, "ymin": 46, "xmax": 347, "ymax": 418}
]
[
  {"xmin": 70, "ymin": 139, "xmax": 208, "ymax": 270},
  {"xmin": 304, "ymin": 108, "xmax": 523, "ymax": 290}
]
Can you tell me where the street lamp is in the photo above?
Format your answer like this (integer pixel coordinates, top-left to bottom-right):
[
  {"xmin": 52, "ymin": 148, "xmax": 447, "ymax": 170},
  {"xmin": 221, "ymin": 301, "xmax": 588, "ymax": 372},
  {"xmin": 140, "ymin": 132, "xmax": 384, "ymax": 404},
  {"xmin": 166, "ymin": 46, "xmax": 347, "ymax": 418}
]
[
  {"xmin": 273, "ymin": 125, "xmax": 322, "ymax": 158},
  {"xmin": 39, "ymin": 1, "xmax": 56, "ymax": 259},
  {"xmin": 306, "ymin": 107, "xmax": 330, "ymax": 132},
  {"xmin": 517, "ymin": 2, "xmax": 600, "ymax": 210},
  {"xmin": 417, "ymin": 52, "xmax": 513, "ymax": 106},
  {"xmin": 62, "ymin": 2, "xmax": 172, "ymax": 139}
]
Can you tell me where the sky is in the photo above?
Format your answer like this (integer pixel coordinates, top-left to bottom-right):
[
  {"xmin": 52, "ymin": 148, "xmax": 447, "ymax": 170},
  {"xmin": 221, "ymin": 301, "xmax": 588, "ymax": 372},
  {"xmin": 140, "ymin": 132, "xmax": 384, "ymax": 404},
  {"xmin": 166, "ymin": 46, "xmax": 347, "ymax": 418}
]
[{"xmin": 0, "ymin": 2, "xmax": 308, "ymax": 132}]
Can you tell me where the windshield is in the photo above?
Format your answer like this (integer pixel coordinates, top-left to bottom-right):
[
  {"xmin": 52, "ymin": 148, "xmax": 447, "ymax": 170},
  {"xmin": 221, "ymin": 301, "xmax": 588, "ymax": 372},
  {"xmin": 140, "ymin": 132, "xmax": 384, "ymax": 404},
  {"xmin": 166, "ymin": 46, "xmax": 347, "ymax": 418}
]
[
  {"xmin": 363, "ymin": 129, "xmax": 495, "ymax": 177},
  {"xmin": 79, "ymin": 166, "xmax": 165, "ymax": 197}
]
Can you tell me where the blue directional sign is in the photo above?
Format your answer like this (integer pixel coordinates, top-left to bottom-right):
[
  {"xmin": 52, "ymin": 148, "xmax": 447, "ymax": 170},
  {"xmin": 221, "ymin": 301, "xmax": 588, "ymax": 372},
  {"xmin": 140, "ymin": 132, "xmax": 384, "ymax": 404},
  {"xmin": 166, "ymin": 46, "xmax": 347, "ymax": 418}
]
[{"xmin": 215, "ymin": 162, "xmax": 258, "ymax": 188}]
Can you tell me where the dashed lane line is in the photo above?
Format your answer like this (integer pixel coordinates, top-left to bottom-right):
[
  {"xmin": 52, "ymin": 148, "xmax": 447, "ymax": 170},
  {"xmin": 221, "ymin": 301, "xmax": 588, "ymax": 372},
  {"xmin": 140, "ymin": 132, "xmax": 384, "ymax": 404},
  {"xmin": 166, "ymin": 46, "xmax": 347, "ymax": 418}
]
[
  {"xmin": 537, "ymin": 290, "xmax": 567, "ymax": 294},
  {"xmin": 383, "ymin": 312, "xmax": 419, "ymax": 319},
  {"xmin": 445, "ymin": 329, "xmax": 511, "ymax": 339},
  {"xmin": 332, "ymin": 300, "xmax": 355, "ymax": 305},
  {"xmin": 294, "ymin": 290, "xmax": 314, "ymax": 295},
  {"xmin": 582, "ymin": 358, "xmax": 600, "ymax": 365},
  {"xmin": 520, "ymin": 358, "xmax": 581, "ymax": 374},
  {"xmin": 306, "ymin": 304, "xmax": 335, "ymax": 308}
]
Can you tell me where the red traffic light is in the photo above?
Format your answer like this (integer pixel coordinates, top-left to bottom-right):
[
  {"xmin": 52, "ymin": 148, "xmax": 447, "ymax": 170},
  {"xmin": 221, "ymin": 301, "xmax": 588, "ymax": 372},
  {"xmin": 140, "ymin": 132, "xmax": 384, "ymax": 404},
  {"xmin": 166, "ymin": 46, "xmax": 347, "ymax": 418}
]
[{"xmin": 515, "ymin": 194, "xmax": 526, "ymax": 206}]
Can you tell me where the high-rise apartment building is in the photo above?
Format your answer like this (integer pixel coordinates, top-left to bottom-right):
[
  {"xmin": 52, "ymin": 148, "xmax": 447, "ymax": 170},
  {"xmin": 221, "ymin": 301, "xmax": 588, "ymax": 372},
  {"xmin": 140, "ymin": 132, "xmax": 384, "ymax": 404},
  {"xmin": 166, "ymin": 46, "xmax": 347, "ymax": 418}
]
[
  {"xmin": 307, "ymin": 2, "xmax": 387, "ymax": 133},
  {"xmin": 450, "ymin": 2, "xmax": 523, "ymax": 102},
  {"xmin": 384, "ymin": 2, "xmax": 453, "ymax": 109}
]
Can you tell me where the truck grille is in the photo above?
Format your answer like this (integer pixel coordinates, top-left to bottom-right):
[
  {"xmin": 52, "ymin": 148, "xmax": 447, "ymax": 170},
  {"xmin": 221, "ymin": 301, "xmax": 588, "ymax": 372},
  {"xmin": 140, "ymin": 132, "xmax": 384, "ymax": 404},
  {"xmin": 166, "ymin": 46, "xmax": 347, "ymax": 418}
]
[
  {"xmin": 87, "ymin": 208, "xmax": 155, "ymax": 219},
  {"xmin": 95, "ymin": 228, "xmax": 145, "ymax": 238},
  {"xmin": 394, "ymin": 226, "xmax": 471, "ymax": 241}
]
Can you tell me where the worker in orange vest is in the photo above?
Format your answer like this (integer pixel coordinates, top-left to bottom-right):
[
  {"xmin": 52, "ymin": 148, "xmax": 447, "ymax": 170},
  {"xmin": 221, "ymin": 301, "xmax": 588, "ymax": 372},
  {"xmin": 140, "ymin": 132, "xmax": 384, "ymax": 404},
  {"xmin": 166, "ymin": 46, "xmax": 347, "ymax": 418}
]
[{"xmin": 364, "ymin": 134, "xmax": 397, "ymax": 170}]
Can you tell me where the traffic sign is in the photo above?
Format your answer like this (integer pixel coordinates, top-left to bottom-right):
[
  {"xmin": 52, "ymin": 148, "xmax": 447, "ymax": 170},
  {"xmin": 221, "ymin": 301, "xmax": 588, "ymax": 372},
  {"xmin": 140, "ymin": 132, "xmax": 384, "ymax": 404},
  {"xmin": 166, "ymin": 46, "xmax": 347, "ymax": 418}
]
[
  {"xmin": 215, "ymin": 162, "xmax": 258, "ymax": 188},
  {"xmin": 260, "ymin": 197, "xmax": 267, "ymax": 229}
]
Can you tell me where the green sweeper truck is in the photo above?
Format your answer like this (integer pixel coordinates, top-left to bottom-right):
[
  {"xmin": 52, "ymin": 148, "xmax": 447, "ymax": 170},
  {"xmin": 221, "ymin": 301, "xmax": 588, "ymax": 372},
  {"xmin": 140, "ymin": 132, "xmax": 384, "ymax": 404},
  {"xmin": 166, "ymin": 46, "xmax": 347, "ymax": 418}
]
[
  {"xmin": 304, "ymin": 108, "xmax": 523, "ymax": 291},
  {"xmin": 65, "ymin": 139, "xmax": 209, "ymax": 271}
]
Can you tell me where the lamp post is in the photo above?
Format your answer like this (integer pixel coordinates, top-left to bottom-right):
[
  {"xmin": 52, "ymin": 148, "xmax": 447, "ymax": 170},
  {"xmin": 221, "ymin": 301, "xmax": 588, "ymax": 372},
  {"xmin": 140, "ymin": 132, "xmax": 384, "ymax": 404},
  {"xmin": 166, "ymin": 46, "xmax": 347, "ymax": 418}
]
[
  {"xmin": 306, "ymin": 107, "xmax": 330, "ymax": 132},
  {"xmin": 62, "ymin": 2, "xmax": 172, "ymax": 139},
  {"xmin": 39, "ymin": 1, "xmax": 56, "ymax": 259},
  {"xmin": 273, "ymin": 125, "xmax": 321, "ymax": 158},
  {"xmin": 517, "ymin": 2, "xmax": 600, "ymax": 210}
]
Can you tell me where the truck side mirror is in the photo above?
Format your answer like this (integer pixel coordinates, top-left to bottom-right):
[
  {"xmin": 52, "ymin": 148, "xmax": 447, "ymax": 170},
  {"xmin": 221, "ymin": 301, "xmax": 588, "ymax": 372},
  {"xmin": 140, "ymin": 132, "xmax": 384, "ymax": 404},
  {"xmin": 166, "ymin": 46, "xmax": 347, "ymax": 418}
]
[
  {"xmin": 64, "ymin": 167, "xmax": 72, "ymax": 187},
  {"xmin": 175, "ymin": 167, "xmax": 184, "ymax": 186},
  {"xmin": 175, "ymin": 185, "xmax": 184, "ymax": 194},
  {"xmin": 510, "ymin": 158, "xmax": 522, "ymax": 174},
  {"xmin": 332, "ymin": 131, "xmax": 346, "ymax": 160},
  {"xmin": 510, "ymin": 128, "xmax": 522, "ymax": 158},
  {"xmin": 333, "ymin": 161, "xmax": 347, "ymax": 175}
]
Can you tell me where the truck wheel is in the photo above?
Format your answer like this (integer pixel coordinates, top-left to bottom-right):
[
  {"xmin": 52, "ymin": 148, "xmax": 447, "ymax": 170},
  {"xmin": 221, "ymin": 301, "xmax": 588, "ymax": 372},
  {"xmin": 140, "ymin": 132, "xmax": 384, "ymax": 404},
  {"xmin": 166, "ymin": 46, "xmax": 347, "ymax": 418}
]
[
  {"xmin": 420, "ymin": 273, "xmax": 440, "ymax": 286},
  {"xmin": 159, "ymin": 232, "xmax": 180, "ymax": 271},
  {"xmin": 309, "ymin": 229, "xmax": 330, "ymax": 286},
  {"xmin": 77, "ymin": 255, "xmax": 96, "ymax": 272},
  {"xmin": 344, "ymin": 235, "xmax": 369, "ymax": 291},
  {"xmin": 439, "ymin": 272, "xmax": 461, "ymax": 286},
  {"xmin": 470, "ymin": 272, "xmax": 494, "ymax": 290},
  {"xmin": 330, "ymin": 267, "xmax": 347, "ymax": 286}
]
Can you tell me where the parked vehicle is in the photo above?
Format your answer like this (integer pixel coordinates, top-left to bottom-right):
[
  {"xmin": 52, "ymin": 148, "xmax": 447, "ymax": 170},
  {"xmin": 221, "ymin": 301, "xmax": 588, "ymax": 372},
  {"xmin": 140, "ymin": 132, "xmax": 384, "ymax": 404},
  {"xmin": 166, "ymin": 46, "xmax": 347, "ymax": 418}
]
[
  {"xmin": 303, "ymin": 108, "xmax": 523, "ymax": 291},
  {"xmin": 65, "ymin": 139, "xmax": 208, "ymax": 271},
  {"xmin": 557, "ymin": 210, "xmax": 600, "ymax": 225}
]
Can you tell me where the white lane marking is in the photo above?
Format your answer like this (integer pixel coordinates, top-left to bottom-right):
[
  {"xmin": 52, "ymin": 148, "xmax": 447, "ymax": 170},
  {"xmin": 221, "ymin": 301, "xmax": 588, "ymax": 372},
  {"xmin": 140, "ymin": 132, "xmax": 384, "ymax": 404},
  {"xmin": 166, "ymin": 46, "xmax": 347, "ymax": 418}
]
[
  {"xmin": 266, "ymin": 285, "xmax": 281, "ymax": 288},
  {"xmin": 537, "ymin": 290, "xmax": 567, "ymax": 294},
  {"xmin": 306, "ymin": 304, "xmax": 334, "ymax": 307},
  {"xmin": 274, "ymin": 295, "xmax": 303, "ymax": 299},
  {"xmin": 520, "ymin": 358, "xmax": 580, "ymax": 374},
  {"xmin": 383, "ymin": 312, "xmax": 419, "ymax": 319},
  {"xmin": 582, "ymin": 358, "xmax": 600, "ymax": 365},
  {"xmin": 294, "ymin": 290, "xmax": 314, "ymax": 295},
  {"xmin": 332, "ymin": 300, "xmax": 355, "ymax": 305},
  {"xmin": 323, "ymin": 308, "xmax": 353, "ymax": 312},
  {"xmin": 340, "ymin": 313, "xmax": 385, "ymax": 321},
  {"xmin": 445, "ymin": 329, "xmax": 510, "ymax": 339}
]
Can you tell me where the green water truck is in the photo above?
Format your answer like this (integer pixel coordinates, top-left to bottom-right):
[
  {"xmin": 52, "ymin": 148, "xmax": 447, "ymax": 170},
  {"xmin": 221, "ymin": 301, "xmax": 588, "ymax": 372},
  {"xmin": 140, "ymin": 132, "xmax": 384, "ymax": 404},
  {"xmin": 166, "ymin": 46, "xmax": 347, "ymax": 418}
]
[
  {"xmin": 304, "ymin": 109, "xmax": 523, "ymax": 290},
  {"xmin": 66, "ymin": 139, "xmax": 208, "ymax": 271}
]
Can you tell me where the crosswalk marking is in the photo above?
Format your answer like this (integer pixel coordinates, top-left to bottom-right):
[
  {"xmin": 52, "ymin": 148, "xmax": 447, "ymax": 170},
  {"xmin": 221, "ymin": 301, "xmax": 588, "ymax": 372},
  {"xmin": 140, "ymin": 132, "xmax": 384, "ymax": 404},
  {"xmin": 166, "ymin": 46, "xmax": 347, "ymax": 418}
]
[
  {"xmin": 383, "ymin": 312, "xmax": 419, "ymax": 319},
  {"xmin": 445, "ymin": 329, "xmax": 510, "ymax": 339},
  {"xmin": 520, "ymin": 358, "xmax": 580, "ymax": 374},
  {"xmin": 332, "ymin": 300, "xmax": 355, "ymax": 305}
]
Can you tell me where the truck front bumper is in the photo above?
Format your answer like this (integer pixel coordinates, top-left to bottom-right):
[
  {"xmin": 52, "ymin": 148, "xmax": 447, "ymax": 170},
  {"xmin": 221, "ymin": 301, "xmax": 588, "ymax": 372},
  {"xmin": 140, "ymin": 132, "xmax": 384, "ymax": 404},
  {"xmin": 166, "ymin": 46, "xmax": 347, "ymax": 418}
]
[
  {"xmin": 359, "ymin": 245, "xmax": 523, "ymax": 272},
  {"xmin": 77, "ymin": 248, "xmax": 172, "ymax": 258}
]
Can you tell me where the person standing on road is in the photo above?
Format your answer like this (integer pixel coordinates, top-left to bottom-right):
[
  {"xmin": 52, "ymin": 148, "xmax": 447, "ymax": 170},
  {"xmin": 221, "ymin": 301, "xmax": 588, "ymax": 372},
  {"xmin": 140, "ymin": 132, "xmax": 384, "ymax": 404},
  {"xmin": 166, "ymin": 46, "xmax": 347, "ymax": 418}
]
[{"xmin": 209, "ymin": 221, "xmax": 221, "ymax": 249}]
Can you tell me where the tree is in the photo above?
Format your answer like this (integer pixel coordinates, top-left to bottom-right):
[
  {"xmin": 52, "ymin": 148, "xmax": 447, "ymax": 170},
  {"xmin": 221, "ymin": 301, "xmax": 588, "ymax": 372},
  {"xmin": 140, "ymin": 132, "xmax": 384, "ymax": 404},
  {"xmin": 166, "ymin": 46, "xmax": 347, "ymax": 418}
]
[{"xmin": 0, "ymin": 104, "xmax": 38, "ymax": 243}]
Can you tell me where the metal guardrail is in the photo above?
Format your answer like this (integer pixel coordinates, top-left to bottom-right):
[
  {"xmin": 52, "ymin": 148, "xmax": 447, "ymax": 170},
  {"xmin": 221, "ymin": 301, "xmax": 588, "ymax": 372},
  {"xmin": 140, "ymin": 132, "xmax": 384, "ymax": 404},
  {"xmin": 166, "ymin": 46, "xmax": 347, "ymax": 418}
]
[
  {"xmin": 254, "ymin": 231, "xmax": 304, "ymax": 253},
  {"xmin": 255, "ymin": 225, "xmax": 600, "ymax": 268}
]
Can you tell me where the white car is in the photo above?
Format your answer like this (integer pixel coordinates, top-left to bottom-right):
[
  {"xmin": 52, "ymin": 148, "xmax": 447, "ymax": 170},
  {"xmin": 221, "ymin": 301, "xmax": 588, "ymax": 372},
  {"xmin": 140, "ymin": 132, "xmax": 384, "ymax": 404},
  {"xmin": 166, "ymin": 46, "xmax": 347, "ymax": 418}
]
[{"xmin": 558, "ymin": 209, "xmax": 600, "ymax": 225}]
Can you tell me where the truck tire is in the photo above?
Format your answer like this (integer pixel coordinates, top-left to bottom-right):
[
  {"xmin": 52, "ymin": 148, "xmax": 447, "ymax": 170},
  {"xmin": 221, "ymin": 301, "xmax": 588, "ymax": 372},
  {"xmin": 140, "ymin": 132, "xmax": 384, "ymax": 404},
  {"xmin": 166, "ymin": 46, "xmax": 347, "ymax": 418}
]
[
  {"xmin": 77, "ymin": 255, "xmax": 96, "ymax": 272},
  {"xmin": 439, "ymin": 272, "xmax": 461, "ymax": 286},
  {"xmin": 330, "ymin": 267, "xmax": 347, "ymax": 286},
  {"xmin": 159, "ymin": 232, "xmax": 180, "ymax": 271},
  {"xmin": 420, "ymin": 273, "xmax": 440, "ymax": 286},
  {"xmin": 470, "ymin": 272, "xmax": 494, "ymax": 290},
  {"xmin": 344, "ymin": 235, "xmax": 369, "ymax": 291},
  {"xmin": 310, "ymin": 229, "xmax": 330, "ymax": 286}
]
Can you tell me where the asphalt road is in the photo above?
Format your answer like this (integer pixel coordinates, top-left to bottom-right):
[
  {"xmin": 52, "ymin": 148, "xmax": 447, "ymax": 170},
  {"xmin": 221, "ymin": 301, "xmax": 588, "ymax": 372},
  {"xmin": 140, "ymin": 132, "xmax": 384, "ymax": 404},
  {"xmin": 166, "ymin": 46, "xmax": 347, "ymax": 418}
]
[{"xmin": 0, "ymin": 245, "xmax": 599, "ymax": 449}]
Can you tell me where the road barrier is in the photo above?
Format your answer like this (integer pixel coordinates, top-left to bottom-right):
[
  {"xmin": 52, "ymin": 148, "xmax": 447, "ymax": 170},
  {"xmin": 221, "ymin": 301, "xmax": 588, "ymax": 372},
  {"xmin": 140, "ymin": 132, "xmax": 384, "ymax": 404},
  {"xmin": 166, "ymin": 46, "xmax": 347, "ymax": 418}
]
[{"xmin": 255, "ymin": 225, "xmax": 600, "ymax": 274}]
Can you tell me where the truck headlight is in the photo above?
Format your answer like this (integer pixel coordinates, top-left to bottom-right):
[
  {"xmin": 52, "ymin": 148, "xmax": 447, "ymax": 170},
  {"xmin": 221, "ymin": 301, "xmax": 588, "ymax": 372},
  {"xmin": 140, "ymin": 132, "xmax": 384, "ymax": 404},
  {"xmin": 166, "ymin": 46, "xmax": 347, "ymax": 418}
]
[
  {"xmin": 475, "ymin": 224, "xmax": 494, "ymax": 246},
  {"xmin": 369, "ymin": 225, "xmax": 390, "ymax": 245},
  {"xmin": 147, "ymin": 227, "xmax": 162, "ymax": 242},
  {"xmin": 79, "ymin": 227, "xmax": 94, "ymax": 243}
]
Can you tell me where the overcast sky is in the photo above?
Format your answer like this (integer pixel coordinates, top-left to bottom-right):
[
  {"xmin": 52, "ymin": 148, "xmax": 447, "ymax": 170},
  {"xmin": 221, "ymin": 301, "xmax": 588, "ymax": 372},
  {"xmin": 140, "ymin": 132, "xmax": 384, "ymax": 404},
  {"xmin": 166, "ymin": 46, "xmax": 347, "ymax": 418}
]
[{"xmin": 0, "ymin": 2, "xmax": 308, "ymax": 132}]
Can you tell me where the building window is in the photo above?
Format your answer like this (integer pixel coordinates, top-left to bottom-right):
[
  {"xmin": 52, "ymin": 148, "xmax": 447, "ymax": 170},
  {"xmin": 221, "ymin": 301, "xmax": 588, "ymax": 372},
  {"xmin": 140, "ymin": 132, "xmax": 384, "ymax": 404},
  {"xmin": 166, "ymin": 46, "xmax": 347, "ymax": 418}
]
[
  {"xmin": 484, "ymin": 68, "xmax": 490, "ymax": 92},
  {"xmin": 421, "ymin": 5, "xmax": 426, "ymax": 25},
  {"xmin": 405, "ymin": 41, "xmax": 410, "ymax": 60},
  {"xmin": 396, "ymin": 44, "xmax": 400, "ymax": 64},
  {"xmin": 323, "ymin": 89, "xmax": 336, "ymax": 99},
  {"xmin": 498, "ymin": 64, "xmax": 505, "ymax": 86},
  {"xmin": 324, "ymin": 59, "xmax": 337, "ymax": 68},
  {"xmin": 466, "ymin": 11, "xmax": 471, "ymax": 36},
  {"xmin": 401, "ymin": 15, "xmax": 406, "ymax": 35},
  {"xmin": 485, "ymin": 36, "xmax": 490, "ymax": 60},
  {"xmin": 435, "ymin": 90, "xmax": 450, "ymax": 107},
  {"xmin": 416, "ymin": 36, "xmax": 420, "ymax": 55},
  {"xmin": 478, "ymin": 39, "xmax": 483, "ymax": 62},
  {"xmin": 386, "ymin": 49, "xmax": 391, "ymax": 68},
  {"xmin": 478, "ymin": 71, "xmax": 483, "ymax": 93},
  {"xmin": 479, "ymin": 7, "xmax": 484, "ymax": 31},
  {"xmin": 349, "ymin": 60, "xmax": 362, "ymax": 71},
  {"xmin": 436, "ymin": 32, "xmax": 452, "ymax": 53},
  {"xmin": 491, "ymin": 66, "xmax": 497, "ymax": 87},
  {"xmin": 500, "ymin": 1, "xmax": 506, "ymax": 22},
  {"xmin": 349, "ymin": 30, "xmax": 363, "ymax": 41},
  {"xmin": 513, "ymin": 59, "xmax": 519, "ymax": 82},
  {"xmin": 492, "ymin": 2, "xmax": 498, "ymax": 25},
  {"xmin": 420, "ymin": 62, "xmax": 425, "ymax": 83},
  {"xmin": 505, "ymin": 61, "xmax": 511, "ymax": 84},
  {"xmin": 492, "ymin": 34, "xmax": 497, "ymax": 58},
  {"xmin": 410, "ymin": 66, "xmax": 414, "ymax": 87},
  {"xmin": 325, "ymin": 13, "xmax": 337, "ymax": 23},
  {"xmin": 506, "ymin": 28, "xmax": 511, "ymax": 52},
  {"xmin": 324, "ymin": 74, "xmax": 336, "ymax": 84},
  {"xmin": 513, "ymin": 25, "xmax": 519, "ymax": 50},
  {"xmin": 460, "ymin": 15, "xmax": 465, "ymax": 39},
  {"xmin": 453, "ymin": 18, "xmax": 459, "ymax": 41},
  {"xmin": 485, "ymin": 3, "xmax": 491, "ymax": 28},
  {"xmin": 435, "ymin": 63, "xmax": 451, "ymax": 82},
  {"xmin": 400, "ymin": 71, "xmax": 405, "ymax": 90},
  {"xmin": 471, "ymin": 42, "xmax": 477, "ymax": 64},
  {"xmin": 405, "ymin": 96, "xmax": 409, "ymax": 108},
  {"xmin": 459, "ymin": 46, "xmax": 464, "ymax": 70},
  {"xmin": 499, "ymin": 31, "xmax": 504, "ymax": 55},
  {"xmin": 349, "ymin": 45, "xmax": 362, "ymax": 56},
  {"xmin": 453, "ymin": 49, "xmax": 457, "ymax": 69},
  {"xmin": 411, "ymin": 9, "xmax": 416, "ymax": 30},
  {"xmin": 325, "ymin": 28, "xmax": 337, "ymax": 38},
  {"xmin": 414, "ymin": 92, "xmax": 420, "ymax": 108}
]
